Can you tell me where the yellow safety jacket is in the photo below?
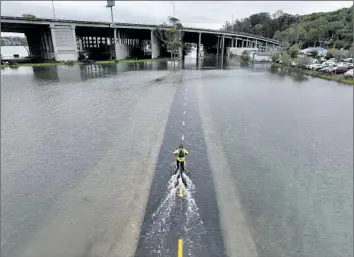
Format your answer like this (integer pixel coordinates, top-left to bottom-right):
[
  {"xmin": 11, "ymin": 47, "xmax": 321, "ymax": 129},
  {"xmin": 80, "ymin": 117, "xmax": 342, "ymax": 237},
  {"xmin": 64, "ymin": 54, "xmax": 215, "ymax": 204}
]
[{"xmin": 173, "ymin": 148, "xmax": 189, "ymax": 162}]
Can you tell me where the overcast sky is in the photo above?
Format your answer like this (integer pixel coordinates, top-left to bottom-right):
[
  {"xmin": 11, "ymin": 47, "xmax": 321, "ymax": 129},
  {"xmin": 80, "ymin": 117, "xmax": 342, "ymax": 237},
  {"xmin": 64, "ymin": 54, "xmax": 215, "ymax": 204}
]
[{"xmin": 1, "ymin": 1, "xmax": 353, "ymax": 37}]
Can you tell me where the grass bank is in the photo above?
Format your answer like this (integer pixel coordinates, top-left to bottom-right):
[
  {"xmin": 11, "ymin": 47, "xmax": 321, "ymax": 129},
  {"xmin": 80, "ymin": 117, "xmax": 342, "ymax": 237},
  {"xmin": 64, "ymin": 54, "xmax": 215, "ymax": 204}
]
[
  {"xmin": 271, "ymin": 62, "xmax": 354, "ymax": 86},
  {"xmin": 0, "ymin": 58, "xmax": 170, "ymax": 68}
]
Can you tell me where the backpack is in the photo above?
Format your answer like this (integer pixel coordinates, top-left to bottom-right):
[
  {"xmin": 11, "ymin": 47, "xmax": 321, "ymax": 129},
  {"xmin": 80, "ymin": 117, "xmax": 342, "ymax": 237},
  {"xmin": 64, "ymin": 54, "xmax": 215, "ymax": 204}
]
[{"xmin": 178, "ymin": 149, "xmax": 185, "ymax": 158}]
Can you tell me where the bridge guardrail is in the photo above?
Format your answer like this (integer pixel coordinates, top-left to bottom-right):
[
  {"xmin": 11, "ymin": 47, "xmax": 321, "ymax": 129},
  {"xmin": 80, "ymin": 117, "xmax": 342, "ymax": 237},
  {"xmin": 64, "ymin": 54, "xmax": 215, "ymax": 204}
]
[{"xmin": 1, "ymin": 16, "xmax": 281, "ymax": 45}]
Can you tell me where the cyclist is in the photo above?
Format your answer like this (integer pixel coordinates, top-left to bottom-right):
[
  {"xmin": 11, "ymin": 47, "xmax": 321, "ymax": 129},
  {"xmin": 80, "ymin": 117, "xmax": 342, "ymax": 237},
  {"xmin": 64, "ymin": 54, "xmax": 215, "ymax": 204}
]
[{"xmin": 173, "ymin": 143, "xmax": 189, "ymax": 173}]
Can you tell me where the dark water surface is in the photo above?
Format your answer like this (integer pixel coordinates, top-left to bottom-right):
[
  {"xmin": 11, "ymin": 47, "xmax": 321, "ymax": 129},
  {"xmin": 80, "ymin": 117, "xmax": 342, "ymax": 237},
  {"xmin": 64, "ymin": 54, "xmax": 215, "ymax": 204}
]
[{"xmin": 1, "ymin": 59, "xmax": 352, "ymax": 257}]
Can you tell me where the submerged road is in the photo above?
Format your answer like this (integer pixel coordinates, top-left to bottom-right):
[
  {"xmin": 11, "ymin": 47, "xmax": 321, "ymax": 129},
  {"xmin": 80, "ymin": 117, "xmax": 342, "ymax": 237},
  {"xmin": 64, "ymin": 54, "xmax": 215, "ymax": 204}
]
[
  {"xmin": 135, "ymin": 71, "xmax": 226, "ymax": 257},
  {"xmin": 1, "ymin": 62, "xmax": 352, "ymax": 257}
]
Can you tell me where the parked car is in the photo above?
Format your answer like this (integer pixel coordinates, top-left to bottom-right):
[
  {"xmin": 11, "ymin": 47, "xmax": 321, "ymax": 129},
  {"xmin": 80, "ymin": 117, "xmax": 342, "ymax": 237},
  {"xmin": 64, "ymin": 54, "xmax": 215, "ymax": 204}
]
[
  {"xmin": 344, "ymin": 63, "xmax": 353, "ymax": 69},
  {"xmin": 314, "ymin": 64, "xmax": 328, "ymax": 71},
  {"xmin": 343, "ymin": 69, "xmax": 353, "ymax": 77},
  {"xmin": 318, "ymin": 66, "xmax": 331, "ymax": 72},
  {"xmin": 327, "ymin": 66, "xmax": 339, "ymax": 73},
  {"xmin": 332, "ymin": 66, "xmax": 351, "ymax": 75},
  {"xmin": 321, "ymin": 66, "xmax": 334, "ymax": 73},
  {"xmin": 310, "ymin": 64, "xmax": 322, "ymax": 70}
]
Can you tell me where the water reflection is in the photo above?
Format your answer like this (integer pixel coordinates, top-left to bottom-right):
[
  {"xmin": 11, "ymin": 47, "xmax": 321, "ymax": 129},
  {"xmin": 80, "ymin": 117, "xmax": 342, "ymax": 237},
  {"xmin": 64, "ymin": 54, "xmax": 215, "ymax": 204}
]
[
  {"xmin": 79, "ymin": 64, "xmax": 117, "ymax": 80},
  {"xmin": 2, "ymin": 59, "xmax": 310, "ymax": 84},
  {"xmin": 269, "ymin": 66, "xmax": 309, "ymax": 82},
  {"xmin": 33, "ymin": 66, "xmax": 60, "ymax": 82}
]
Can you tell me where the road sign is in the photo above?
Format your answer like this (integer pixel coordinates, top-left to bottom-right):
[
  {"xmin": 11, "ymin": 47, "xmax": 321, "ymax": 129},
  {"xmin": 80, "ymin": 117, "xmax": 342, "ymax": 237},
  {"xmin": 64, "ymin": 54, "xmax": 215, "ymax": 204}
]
[{"xmin": 106, "ymin": 0, "xmax": 115, "ymax": 7}]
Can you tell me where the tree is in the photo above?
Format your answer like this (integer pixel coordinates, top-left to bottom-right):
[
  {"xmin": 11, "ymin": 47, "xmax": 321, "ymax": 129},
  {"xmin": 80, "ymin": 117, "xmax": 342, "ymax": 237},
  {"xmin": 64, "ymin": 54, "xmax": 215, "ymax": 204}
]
[
  {"xmin": 281, "ymin": 52, "xmax": 291, "ymax": 66},
  {"xmin": 307, "ymin": 28, "xmax": 319, "ymax": 46},
  {"xmin": 240, "ymin": 50, "xmax": 250, "ymax": 63},
  {"xmin": 325, "ymin": 48, "xmax": 335, "ymax": 59},
  {"xmin": 288, "ymin": 44, "xmax": 300, "ymax": 59},
  {"xmin": 154, "ymin": 16, "xmax": 184, "ymax": 61},
  {"xmin": 296, "ymin": 56, "xmax": 312, "ymax": 68},
  {"xmin": 295, "ymin": 26, "xmax": 307, "ymax": 48},
  {"xmin": 221, "ymin": 6, "xmax": 353, "ymax": 49},
  {"xmin": 310, "ymin": 50, "xmax": 318, "ymax": 58},
  {"xmin": 332, "ymin": 49, "xmax": 346, "ymax": 61},
  {"xmin": 271, "ymin": 52, "xmax": 280, "ymax": 62},
  {"xmin": 22, "ymin": 14, "xmax": 36, "ymax": 19},
  {"xmin": 272, "ymin": 10, "xmax": 284, "ymax": 20}
]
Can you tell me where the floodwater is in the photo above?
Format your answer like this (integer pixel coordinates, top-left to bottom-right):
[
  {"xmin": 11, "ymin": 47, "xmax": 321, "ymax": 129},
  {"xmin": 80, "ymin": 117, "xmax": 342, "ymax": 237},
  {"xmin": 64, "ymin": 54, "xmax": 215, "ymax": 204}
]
[{"xmin": 1, "ymin": 58, "xmax": 353, "ymax": 257}]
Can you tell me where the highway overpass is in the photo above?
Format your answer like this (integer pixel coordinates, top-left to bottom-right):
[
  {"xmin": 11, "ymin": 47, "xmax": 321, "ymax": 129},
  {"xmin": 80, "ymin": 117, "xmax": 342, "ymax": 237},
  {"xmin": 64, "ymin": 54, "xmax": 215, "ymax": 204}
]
[{"xmin": 1, "ymin": 16, "xmax": 281, "ymax": 62}]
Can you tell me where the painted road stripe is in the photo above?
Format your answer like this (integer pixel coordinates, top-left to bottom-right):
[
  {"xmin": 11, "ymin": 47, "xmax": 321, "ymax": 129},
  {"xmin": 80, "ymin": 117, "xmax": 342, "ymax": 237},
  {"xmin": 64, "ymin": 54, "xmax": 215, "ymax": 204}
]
[
  {"xmin": 181, "ymin": 135, "xmax": 184, "ymax": 141},
  {"xmin": 183, "ymin": 110, "xmax": 186, "ymax": 115},
  {"xmin": 182, "ymin": 121, "xmax": 185, "ymax": 126},
  {"xmin": 178, "ymin": 239, "xmax": 183, "ymax": 257},
  {"xmin": 184, "ymin": 102, "xmax": 186, "ymax": 106},
  {"xmin": 179, "ymin": 186, "xmax": 184, "ymax": 198}
]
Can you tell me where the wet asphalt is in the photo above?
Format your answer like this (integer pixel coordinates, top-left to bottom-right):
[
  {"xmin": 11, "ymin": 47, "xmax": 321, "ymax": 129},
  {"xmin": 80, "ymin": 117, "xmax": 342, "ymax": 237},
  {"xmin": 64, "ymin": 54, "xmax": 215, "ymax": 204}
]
[{"xmin": 135, "ymin": 70, "xmax": 226, "ymax": 257}]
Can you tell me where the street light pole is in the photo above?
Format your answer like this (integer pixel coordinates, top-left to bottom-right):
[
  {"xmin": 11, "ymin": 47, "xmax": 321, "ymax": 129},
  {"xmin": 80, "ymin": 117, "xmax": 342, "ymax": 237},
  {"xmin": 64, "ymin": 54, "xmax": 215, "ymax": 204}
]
[
  {"xmin": 110, "ymin": 6, "xmax": 114, "ymax": 23},
  {"xmin": 52, "ymin": 0, "xmax": 56, "ymax": 19},
  {"xmin": 171, "ymin": 1, "xmax": 175, "ymax": 17}
]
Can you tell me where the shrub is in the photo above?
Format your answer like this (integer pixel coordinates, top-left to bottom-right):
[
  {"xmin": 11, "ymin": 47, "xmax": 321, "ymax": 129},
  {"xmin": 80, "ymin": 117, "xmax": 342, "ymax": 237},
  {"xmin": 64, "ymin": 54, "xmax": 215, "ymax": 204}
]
[
  {"xmin": 22, "ymin": 14, "xmax": 36, "ymax": 19},
  {"xmin": 272, "ymin": 52, "xmax": 280, "ymax": 62},
  {"xmin": 310, "ymin": 50, "xmax": 318, "ymax": 58},
  {"xmin": 65, "ymin": 60, "xmax": 75, "ymax": 66},
  {"xmin": 296, "ymin": 56, "xmax": 312, "ymax": 68},
  {"xmin": 288, "ymin": 44, "xmax": 300, "ymax": 59},
  {"xmin": 240, "ymin": 50, "xmax": 250, "ymax": 63},
  {"xmin": 281, "ymin": 52, "xmax": 291, "ymax": 66}
]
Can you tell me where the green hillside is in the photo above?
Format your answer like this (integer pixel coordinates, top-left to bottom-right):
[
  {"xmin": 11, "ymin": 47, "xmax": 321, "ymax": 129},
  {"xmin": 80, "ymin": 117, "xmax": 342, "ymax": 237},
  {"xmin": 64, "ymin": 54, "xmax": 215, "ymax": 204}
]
[{"xmin": 222, "ymin": 6, "xmax": 353, "ymax": 49}]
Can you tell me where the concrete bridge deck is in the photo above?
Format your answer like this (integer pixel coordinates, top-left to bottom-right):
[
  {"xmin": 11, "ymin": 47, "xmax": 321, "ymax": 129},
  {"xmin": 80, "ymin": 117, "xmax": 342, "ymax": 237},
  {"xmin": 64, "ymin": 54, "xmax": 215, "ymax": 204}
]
[{"xmin": 1, "ymin": 16, "xmax": 281, "ymax": 61}]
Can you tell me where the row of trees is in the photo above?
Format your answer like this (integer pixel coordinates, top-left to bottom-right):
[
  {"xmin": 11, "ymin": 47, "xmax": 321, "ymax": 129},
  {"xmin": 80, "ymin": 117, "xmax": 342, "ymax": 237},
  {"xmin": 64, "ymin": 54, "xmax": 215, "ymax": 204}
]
[
  {"xmin": 222, "ymin": 7, "xmax": 353, "ymax": 50},
  {"xmin": 222, "ymin": 11, "xmax": 300, "ymax": 38}
]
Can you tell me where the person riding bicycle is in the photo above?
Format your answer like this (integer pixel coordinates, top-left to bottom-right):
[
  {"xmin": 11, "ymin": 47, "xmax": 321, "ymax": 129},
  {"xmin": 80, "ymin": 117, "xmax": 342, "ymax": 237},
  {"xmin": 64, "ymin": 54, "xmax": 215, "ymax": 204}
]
[{"xmin": 173, "ymin": 143, "xmax": 189, "ymax": 173}]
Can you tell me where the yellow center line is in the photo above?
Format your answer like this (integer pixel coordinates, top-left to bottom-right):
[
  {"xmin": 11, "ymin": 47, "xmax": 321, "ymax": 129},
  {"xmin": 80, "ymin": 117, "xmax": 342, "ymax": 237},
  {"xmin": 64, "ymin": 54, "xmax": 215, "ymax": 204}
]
[
  {"xmin": 179, "ymin": 186, "xmax": 184, "ymax": 198},
  {"xmin": 178, "ymin": 239, "xmax": 183, "ymax": 257}
]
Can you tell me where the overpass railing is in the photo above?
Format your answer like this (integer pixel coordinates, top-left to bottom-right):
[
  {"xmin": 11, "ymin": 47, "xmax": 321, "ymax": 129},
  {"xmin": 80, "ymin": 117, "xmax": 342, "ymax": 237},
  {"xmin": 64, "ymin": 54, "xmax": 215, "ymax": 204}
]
[{"xmin": 1, "ymin": 16, "xmax": 281, "ymax": 45}]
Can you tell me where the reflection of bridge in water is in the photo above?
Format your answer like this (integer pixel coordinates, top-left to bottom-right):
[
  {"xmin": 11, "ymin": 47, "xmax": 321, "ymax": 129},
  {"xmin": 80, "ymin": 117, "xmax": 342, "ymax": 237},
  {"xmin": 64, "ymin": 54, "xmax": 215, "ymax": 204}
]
[
  {"xmin": 30, "ymin": 61, "xmax": 175, "ymax": 82},
  {"xmin": 1, "ymin": 16, "xmax": 281, "ymax": 62}
]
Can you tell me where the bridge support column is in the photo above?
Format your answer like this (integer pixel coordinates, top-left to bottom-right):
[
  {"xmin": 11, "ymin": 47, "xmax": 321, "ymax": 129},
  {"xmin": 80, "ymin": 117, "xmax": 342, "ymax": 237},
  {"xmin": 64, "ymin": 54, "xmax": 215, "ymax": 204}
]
[
  {"xmin": 197, "ymin": 32, "xmax": 201, "ymax": 63},
  {"xmin": 49, "ymin": 24, "xmax": 78, "ymax": 61},
  {"xmin": 49, "ymin": 25, "xmax": 58, "ymax": 60},
  {"xmin": 221, "ymin": 35, "xmax": 225, "ymax": 57},
  {"xmin": 151, "ymin": 30, "xmax": 160, "ymax": 59},
  {"xmin": 113, "ymin": 28, "xmax": 119, "ymax": 60},
  {"xmin": 116, "ymin": 29, "xmax": 129, "ymax": 60}
]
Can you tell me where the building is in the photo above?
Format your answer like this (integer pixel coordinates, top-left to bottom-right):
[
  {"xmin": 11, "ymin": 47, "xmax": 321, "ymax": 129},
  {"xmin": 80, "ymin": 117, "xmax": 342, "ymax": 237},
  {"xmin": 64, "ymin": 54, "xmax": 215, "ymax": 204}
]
[{"xmin": 300, "ymin": 47, "xmax": 328, "ymax": 57}]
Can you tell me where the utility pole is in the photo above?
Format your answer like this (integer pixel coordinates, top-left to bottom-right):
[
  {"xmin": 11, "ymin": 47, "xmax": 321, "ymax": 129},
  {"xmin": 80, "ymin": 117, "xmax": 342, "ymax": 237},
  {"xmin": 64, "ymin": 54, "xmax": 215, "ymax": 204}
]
[
  {"xmin": 52, "ymin": 0, "xmax": 56, "ymax": 19},
  {"xmin": 171, "ymin": 1, "xmax": 175, "ymax": 17},
  {"xmin": 232, "ymin": 14, "xmax": 234, "ymax": 32}
]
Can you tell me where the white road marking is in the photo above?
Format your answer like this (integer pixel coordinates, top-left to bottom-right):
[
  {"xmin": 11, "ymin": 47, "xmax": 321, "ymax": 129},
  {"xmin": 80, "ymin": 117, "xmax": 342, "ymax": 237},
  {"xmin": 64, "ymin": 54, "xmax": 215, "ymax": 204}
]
[
  {"xmin": 182, "ymin": 121, "xmax": 185, "ymax": 126},
  {"xmin": 183, "ymin": 111, "xmax": 186, "ymax": 115},
  {"xmin": 181, "ymin": 135, "xmax": 184, "ymax": 141},
  {"xmin": 184, "ymin": 102, "xmax": 186, "ymax": 106}
]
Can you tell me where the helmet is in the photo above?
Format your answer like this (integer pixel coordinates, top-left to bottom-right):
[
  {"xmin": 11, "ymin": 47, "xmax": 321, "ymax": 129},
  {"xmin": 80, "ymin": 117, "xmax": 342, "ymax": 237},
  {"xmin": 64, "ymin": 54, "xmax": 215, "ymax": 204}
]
[{"xmin": 179, "ymin": 143, "xmax": 183, "ymax": 149}]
